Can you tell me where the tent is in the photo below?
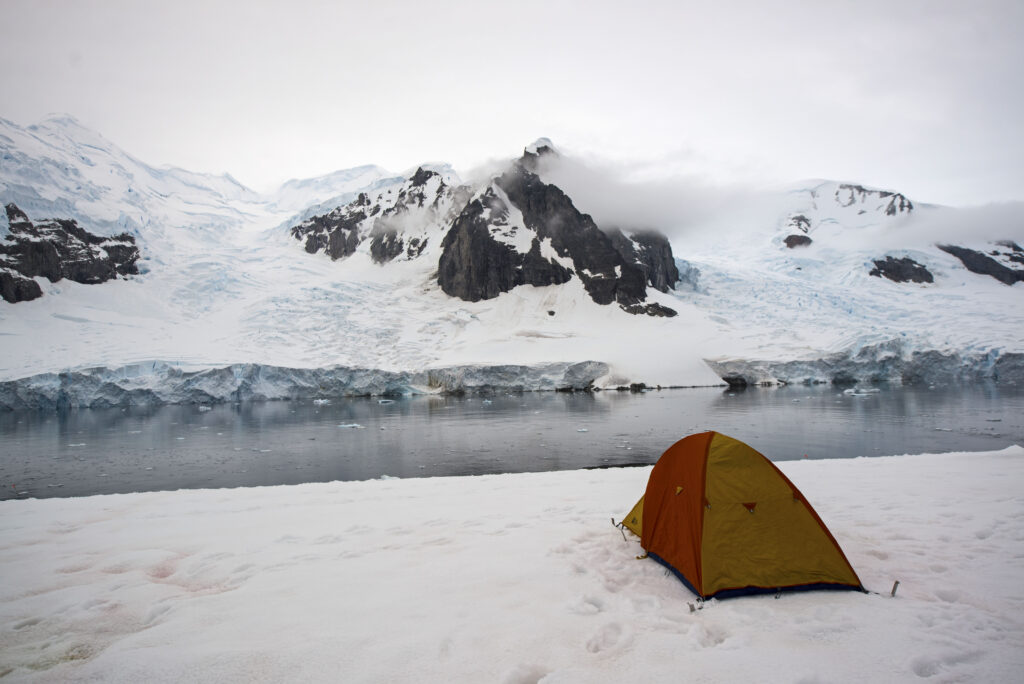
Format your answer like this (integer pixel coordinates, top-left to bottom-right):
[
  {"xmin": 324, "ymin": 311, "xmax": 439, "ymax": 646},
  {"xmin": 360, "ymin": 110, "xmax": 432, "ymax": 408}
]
[{"xmin": 621, "ymin": 431, "xmax": 863, "ymax": 599}]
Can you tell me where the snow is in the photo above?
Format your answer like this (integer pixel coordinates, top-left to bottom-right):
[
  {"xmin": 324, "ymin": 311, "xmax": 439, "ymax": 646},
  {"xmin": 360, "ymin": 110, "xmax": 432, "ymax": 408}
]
[
  {"xmin": 1, "ymin": 118, "xmax": 1022, "ymax": 396},
  {"xmin": 2, "ymin": 446, "xmax": 1022, "ymax": 681},
  {"xmin": 526, "ymin": 137, "xmax": 556, "ymax": 155}
]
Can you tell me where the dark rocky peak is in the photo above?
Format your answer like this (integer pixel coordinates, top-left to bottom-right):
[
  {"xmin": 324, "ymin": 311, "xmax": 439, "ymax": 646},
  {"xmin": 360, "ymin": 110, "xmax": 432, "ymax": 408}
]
[
  {"xmin": 290, "ymin": 200, "xmax": 368, "ymax": 260},
  {"xmin": 938, "ymin": 243, "xmax": 1024, "ymax": 285},
  {"xmin": 436, "ymin": 159, "xmax": 676, "ymax": 316},
  {"xmin": 1, "ymin": 203, "xmax": 139, "ymax": 303},
  {"xmin": 869, "ymin": 256, "xmax": 934, "ymax": 283},
  {"xmin": 494, "ymin": 162, "xmax": 650, "ymax": 308},
  {"xmin": 290, "ymin": 167, "xmax": 470, "ymax": 265},
  {"xmin": 409, "ymin": 166, "xmax": 437, "ymax": 188},
  {"xmin": 519, "ymin": 137, "xmax": 558, "ymax": 173},
  {"xmin": 834, "ymin": 183, "xmax": 913, "ymax": 216},
  {"xmin": 784, "ymin": 234, "xmax": 813, "ymax": 249}
]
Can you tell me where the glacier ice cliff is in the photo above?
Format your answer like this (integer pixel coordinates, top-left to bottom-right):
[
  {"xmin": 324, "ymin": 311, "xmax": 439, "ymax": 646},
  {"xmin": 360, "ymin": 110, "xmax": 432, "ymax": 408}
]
[
  {"xmin": 705, "ymin": 341, "xmax": 1024, "ymax": 388},
  {"xmin": 0, "ymin": 361, "xmax": 610, "ymax": 411}
]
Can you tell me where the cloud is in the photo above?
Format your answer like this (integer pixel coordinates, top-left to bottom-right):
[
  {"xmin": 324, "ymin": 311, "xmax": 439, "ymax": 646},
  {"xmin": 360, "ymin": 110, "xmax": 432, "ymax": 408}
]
[
  {"xmin": 532, "ymin": 153, "xmax": 765, "ymax": 239},
  {"xmin": 826, "ymin": 201, "xmax": 1024, "ymax": 253},
  {"xmin": 459, "ymin": 145, "xmax": 1024, "ymax": 256}
]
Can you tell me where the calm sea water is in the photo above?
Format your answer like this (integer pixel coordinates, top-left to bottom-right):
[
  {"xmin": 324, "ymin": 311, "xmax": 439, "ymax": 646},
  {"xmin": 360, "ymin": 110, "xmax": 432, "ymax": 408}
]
[{"xmin": 1, "ymin": 385, "xmax": 1022, "ymax": 500}]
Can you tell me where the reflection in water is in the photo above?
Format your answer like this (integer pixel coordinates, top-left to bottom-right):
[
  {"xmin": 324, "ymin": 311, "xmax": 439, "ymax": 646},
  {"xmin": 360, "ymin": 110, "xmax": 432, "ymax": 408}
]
[{"xmin": 1, "ymin": 385, "xmax": 1021, "ymax": 500}]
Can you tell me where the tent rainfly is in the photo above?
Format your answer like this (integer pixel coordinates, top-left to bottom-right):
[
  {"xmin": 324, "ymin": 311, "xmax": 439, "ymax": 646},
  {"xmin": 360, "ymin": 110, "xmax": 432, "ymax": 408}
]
[{"xmin": 621, "ymin": 431, "xmax": 863, "ymax": 599}]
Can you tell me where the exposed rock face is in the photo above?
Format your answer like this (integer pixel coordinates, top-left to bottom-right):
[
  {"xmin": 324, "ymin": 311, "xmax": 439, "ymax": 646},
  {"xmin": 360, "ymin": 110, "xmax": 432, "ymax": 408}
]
[
  {"xmin": 784, "ymin": 235, "xmax": 813, "ymax": 248},
  {"xmin": 0, "ymin": 203, "xmax": 139, "ymax": 303},
  {"xmin": 0, "ymin": 270, "xmax": 43, "ymax": 302},
  {"xmin": 290, "ymin": 192, "xmax": 367, "ymax": 259},
  {"xmin": 869, "ymin": 256, "xmax": 934, "ymax": 283},
  {"xmin": 289, "ymin": 168, "xmax": 470, "ymax": 264},
  {"xmin": 293, "ymin": 147, "xmax": 681, "ymax": 317},
  {"xmin": 484, "ymin": 162, "xmax": 654, "ymax": 309},
  {"xmin": 938, "ymin": 244, "xmax": 1024, "ymax": 285},
  {"xmin": 787, "ymin": 214, "xmax": 811, "ymax": 233},
  {"xmin": 608, "ymin": 230, "xmax": 679, "ymax": 292},
  {"xmin": 437, "ymin": 187, "xmax": 573, "ymax": 301},
  {"xmin": 835, "ymin": 184, "xmax": 913, "ymax": 216}
]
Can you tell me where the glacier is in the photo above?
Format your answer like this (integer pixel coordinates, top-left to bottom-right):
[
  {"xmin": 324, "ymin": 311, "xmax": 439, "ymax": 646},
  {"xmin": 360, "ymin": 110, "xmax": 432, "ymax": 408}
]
[
  {"xmin": 1, "ymin": 116, "xmax": 1023, "ymax": 409},
  {"xmin": 705, "ymin": 340, "xmax": 1024, "ymax": 388},
  {"xmin": 0, "ymin": 360, "xmax": 610, "ymax": 410}
]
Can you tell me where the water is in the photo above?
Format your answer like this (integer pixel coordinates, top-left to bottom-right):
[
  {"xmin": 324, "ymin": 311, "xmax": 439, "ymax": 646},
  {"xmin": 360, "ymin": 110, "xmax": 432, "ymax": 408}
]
[{"xmin": 1, "ymin": 385, "xmax": 1022, "ymax": 500}]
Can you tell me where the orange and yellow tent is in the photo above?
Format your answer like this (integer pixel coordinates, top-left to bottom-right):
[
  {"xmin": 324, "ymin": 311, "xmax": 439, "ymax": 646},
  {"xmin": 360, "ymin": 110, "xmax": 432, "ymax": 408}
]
[{"xmin": 622, "ymin": 431, "xmax": 863, "ymax": 599}]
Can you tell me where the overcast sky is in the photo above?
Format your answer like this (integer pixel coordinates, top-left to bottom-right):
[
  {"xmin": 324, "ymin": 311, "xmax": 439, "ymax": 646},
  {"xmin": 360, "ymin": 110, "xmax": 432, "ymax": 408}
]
[{"xmin": 1, "ymin": 0, "xmax": 1022, "ymax": 205}]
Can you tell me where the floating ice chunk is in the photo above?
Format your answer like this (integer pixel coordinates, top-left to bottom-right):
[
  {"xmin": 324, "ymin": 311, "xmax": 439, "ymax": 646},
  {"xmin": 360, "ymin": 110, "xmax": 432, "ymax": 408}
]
[
  {"xmin": 198, "ymin": 405, "xmax": 212, "ymax": 412},
  {"xmin": 378, "ymin": 399, "xmax": 394, "ymax": 404},
  {"xmin": 313, "ymin": 399, "xmax": 331, "ymax": 405},
  {"xmin": 338, "ymin": 423, "xmax": 365, "ymax": 429},
  {"xmin": 577, "ymin": 428, "xmax": 589, "ymax": 432},
  {"xmin": 68, "ymin": 443, "xmax": 86, "ymax": 447}
]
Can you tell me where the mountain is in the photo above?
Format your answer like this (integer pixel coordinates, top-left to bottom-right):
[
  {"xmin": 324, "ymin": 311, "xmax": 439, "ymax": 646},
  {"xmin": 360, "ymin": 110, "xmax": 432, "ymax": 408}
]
[
  {"xmin": 0, "ymin": 115, "xmax": 1022, "ymax": 408},
  {"xmin": 291, "ymin": 166, "xmax": 471, "ymax": 264},
  {"xmin": 292, "ymin": 142, "xmax": 679, "ymax": 317}
]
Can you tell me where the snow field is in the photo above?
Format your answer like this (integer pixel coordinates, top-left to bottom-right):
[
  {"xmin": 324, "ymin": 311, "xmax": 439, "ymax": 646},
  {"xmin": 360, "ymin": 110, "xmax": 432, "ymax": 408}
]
[{"xmin": 2, "ymin": 446, "xmax": 1022, "ymax": 682}]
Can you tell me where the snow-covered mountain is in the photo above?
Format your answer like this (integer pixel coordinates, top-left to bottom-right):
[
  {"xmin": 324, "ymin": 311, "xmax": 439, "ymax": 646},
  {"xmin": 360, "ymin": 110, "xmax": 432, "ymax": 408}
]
[
  {"xmin": 0, "ymin": 115, "xmax": 1022, "ymax": 408},
  {"xmin": 290, "ymin": 144, "xmax": 679, "ymax": 316}
]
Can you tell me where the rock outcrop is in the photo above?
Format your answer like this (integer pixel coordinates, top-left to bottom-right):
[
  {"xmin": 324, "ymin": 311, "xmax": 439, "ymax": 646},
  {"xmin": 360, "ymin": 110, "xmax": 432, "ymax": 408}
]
[
  {"xmin": 938, "ymin": 243, "xmax": 1024, "ymax": 285},
  {"xmin": 289, "ymin": 168, "xmax": 470, "ymax": 264},
  {"xmin": 608, "ymin": 230, "xmax": 679, "ymax": 292},
  {"xmin": 869, "ymin": 256, "xmax": 934, "ymax": 283},
  {"xmin": 436, "ymin": 186, "xmax": 574, "ymax": 301},
  {"xmin": 834, "ymin": 183, "xmax": 913, "ymax": 216},
  {"xmin": 0, "ymin": 203, "xmax": 139, "ymax": 303},
  {"xmin": 784, "ymin": 235, "xmax": 813, "ymax": 248}
]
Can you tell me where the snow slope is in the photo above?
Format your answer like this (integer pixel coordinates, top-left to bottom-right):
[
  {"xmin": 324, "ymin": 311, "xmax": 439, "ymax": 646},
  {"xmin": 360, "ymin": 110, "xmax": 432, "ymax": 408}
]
[
  {"xmin": 671, "ymin": 181, "xmax": 1024, "ymax": 384},
  {"xmin": 1, "ymin": 116, "xmax": 1022, "ymax": 400},
  {"xmin": 2, "ymin": 446, "xmax": 1022, "ymax": 681}
]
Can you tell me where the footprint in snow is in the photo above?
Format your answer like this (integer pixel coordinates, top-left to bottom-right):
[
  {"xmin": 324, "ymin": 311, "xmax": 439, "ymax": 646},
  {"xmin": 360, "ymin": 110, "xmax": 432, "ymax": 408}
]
[
  {"xmin": 586, "ymin": 622, "xmax": 630, "ymax": 653},
  {"xmin": 500, "ymin": 663, "xmax": 552, "ymax": 684}
]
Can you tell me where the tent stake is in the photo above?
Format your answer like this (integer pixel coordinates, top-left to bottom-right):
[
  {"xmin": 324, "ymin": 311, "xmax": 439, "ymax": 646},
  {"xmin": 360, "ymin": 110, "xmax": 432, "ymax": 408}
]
[
  {"xmin": 611, "ymin": 517, "xmax": 627, "ymax": 542},
  {"xmin": 890, "ymin": 580, "xmax": 900, "ymax": 597}
]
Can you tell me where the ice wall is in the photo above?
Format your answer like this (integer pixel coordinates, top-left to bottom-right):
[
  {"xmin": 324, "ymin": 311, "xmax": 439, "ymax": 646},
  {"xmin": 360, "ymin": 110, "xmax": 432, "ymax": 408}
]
[{"xmin": 0, "ymin": 360, "xmax": 609, "ymax": 410}]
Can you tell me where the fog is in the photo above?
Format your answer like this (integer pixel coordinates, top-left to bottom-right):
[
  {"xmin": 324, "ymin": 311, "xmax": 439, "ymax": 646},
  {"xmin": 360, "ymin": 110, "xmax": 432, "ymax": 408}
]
[{"xmin": 531, "ymin": 151, "xmax": 1024, "ymax": 253}]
